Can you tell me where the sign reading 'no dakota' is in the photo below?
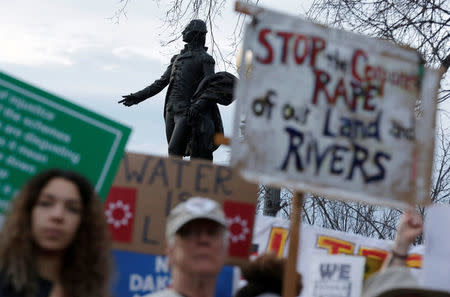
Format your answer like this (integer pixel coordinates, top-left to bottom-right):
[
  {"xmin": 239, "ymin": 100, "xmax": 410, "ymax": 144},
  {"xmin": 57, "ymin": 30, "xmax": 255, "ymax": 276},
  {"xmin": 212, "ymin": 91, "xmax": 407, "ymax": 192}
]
[{"xmin": 231, "ymin": 7, "xmax": 441, "ymax": 207}]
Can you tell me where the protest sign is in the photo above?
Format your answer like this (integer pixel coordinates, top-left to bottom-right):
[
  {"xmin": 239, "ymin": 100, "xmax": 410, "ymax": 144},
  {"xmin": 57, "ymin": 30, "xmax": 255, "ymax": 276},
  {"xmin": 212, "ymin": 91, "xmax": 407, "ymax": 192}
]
[
  {"xmin": 0, "ymin": 71, "xmax": 131, "ymax": 212},
  {"xmin": 231, "ymin": 4, "xmax": 441, "ymax": 207},
  {"xmin": 304, "ymin": 254, "xmax": 365, "ymax": 297},
  {"xmin": 111, "ymin": 250, "xmax": 238, "ymax": 297},
  {"xmin": 422, "ymin": 205, "xmax": 450, "ymax": 292},
  {"xmin": 105, "ymin": 152, "xmax": 258, "ymax": 265},
  {"xmin": 251, "ymin": 215, "xmax": 424, "ymax": 297}
]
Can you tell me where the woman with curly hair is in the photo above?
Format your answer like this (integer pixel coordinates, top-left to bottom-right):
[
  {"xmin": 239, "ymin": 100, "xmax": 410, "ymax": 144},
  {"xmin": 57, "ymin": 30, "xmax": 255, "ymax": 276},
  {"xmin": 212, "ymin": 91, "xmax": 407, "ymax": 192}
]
[{"xmin": 0, "ymin": 169, "xmax": 112, "ymax": 297}]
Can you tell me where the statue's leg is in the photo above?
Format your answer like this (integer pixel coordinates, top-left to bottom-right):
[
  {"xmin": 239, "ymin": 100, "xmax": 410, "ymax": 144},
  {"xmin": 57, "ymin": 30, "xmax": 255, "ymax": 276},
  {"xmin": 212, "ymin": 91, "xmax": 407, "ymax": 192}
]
[
  {"xmin": 168, "ymin": 114, "xmax": 190, "ymax": 157},
  {"xmin": 190, "ymin": 137, "xmax": 213, "ymax": 160},
  {"xmin": 190, "ymin": 115, "xmax": 214, "ymax": 161},
  {"xmin": 197, "ymin": 150, "xmax": 213, "ymax": 161},
  {"xmin": 165, "ymin": 110, "xmax": 175, "ymax": 144}
]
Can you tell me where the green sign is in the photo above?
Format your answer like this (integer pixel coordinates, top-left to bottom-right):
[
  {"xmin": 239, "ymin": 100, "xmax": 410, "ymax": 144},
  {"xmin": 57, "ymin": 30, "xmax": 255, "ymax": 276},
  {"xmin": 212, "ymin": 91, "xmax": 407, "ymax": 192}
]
[{"xmin": 0, "ymin": 71, "xmax": 131, "ymax": 213}]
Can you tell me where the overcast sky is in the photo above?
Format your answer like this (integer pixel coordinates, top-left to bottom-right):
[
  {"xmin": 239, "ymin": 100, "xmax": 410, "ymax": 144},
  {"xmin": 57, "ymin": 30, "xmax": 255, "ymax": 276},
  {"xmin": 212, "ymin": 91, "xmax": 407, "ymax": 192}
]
[
  {"xmin": 0, "ymin": 0, "xmax": 313, "ymax": 164},
  {"xmin": 2, "ymin": 0, "xmax": 447, "ymax": 165}
]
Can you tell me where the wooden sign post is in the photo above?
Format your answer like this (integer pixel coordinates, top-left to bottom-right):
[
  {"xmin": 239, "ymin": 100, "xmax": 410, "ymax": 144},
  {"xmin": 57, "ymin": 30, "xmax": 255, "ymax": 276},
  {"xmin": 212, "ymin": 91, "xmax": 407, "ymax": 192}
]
[{"xmin": 282, "ymin": 192, "xmax": 303, "ymax": 297}]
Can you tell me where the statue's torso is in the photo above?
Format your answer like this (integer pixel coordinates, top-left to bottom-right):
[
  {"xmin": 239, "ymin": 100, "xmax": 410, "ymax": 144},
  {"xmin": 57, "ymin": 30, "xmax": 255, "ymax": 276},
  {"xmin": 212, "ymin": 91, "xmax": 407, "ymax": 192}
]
[{"xmin": 166, "ymin": 49, "xmax": 214, "ymax": 113}]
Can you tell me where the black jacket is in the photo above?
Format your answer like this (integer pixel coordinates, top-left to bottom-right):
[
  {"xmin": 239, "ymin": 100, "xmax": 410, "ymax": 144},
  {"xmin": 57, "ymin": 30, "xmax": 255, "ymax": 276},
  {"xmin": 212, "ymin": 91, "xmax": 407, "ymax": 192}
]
[{"xmin": 0, "ymin": 273, "xmax": 52, "ymax": 297}]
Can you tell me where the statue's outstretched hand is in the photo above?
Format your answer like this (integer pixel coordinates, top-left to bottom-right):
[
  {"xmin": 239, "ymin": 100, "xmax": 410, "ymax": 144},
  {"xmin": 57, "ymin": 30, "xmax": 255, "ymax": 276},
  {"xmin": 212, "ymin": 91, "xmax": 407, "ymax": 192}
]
[{"xmin": 118, "ymin": 94, "xmax": 140, "ymax": 106}]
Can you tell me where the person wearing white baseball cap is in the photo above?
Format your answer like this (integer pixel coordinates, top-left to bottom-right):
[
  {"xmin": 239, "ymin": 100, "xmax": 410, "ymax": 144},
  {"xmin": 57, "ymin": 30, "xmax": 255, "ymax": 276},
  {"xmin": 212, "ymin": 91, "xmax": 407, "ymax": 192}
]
[{"xmin": 143, "ymin": 196, "xmax": 228, "ymax": 297}]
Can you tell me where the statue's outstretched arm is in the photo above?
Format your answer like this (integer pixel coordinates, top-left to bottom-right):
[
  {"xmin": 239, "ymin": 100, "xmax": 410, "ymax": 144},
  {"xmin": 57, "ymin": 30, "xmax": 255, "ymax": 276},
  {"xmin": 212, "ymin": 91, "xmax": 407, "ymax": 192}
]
[{"xmin": 119, "ymin": 56, "xmax": 175, "ymax": 106}]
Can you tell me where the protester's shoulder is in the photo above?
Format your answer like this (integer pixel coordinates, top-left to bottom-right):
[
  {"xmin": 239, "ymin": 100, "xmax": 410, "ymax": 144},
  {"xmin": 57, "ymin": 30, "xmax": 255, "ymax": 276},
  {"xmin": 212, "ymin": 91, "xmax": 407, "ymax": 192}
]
[
  {"xmin": 141, "ymin": 288, "xmax": 183, "ymax": 297},
  {"xmin": 0, "ymin": 270, "xmax": 11, "ymax": 294},
  {"xmin": 0, "ymin": 271, "xmax": 17, "ymax": 297},
  {"xmin": 255, "ymin": 293, "xmax": 280, "ymax": 297},
  {"xmin": 0, "ymin": 271, "xmax": 52, "ymax": 297},
  {"xmin": 362, "ymin": 267, "xmax": 418, "ymax": 297}
]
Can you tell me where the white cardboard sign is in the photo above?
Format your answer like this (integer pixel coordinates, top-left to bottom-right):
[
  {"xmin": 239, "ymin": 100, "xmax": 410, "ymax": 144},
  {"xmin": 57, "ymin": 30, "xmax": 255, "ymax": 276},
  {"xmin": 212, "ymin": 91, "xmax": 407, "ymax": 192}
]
[
  {"xmin": 231, "ymin": 6, "xmax": 440, "ymax": 206},
  {"xmin": 305, "ymin": 254, "xmax": 365, "ymax": 297},
  {"xmin": 422, "ymin": 205, "xmax": 450, "ymax": 292},
  {"xmin": 251, "ymin": 215, "xmax": 424, "ymax": 297}
]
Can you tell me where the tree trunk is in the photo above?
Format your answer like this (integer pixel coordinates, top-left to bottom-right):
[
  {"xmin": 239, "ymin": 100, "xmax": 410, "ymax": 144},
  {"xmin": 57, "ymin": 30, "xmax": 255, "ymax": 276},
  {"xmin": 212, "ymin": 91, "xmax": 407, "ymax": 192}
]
[{"xmin": 263, "ymin": 186, "xmax": 281, "ymax": 216}]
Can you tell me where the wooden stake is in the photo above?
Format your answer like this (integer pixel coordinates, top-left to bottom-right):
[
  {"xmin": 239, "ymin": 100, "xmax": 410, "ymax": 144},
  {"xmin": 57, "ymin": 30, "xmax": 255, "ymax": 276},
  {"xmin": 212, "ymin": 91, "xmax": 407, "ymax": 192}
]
[
  {"xmin": 234, "ymin": 1, "xmax": 263, "ymax": 16},
  {"xmin": 214, "ymin": 133, "xmax": 230, "ymax": 146},
  {"xmin": 282, "ymin": 192, "xmax": 303, "ymax": 297}
]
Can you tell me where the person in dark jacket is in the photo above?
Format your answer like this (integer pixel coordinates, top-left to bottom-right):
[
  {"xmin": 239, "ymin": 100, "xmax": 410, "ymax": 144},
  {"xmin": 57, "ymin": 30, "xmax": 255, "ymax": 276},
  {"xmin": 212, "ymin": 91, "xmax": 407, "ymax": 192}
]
[
  {"xmin": 0, "ymin": 169, "xmax": 112, "ymax": 297},
  {"xmin": 120, "ymin": 19, "xmax": 216, "ymax": 158}
]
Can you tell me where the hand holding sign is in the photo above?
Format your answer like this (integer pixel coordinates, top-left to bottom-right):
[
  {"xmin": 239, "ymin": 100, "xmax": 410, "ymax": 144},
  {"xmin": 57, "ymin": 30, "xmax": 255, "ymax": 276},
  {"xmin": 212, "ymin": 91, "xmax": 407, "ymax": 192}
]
[
  {"xmin": 385, "ymin": 209, "xmax": 424, "ymax": 268},
  {"xmin": 394, "ymin": 209, "xmax": 423, "ymax": 255}
]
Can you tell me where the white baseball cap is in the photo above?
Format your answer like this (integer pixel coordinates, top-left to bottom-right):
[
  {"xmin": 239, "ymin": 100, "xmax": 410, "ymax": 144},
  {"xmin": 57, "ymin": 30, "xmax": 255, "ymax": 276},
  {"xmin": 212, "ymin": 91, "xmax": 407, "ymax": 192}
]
[{"xmin": 166, "ymin": 197, "xmax": 227, "ymax": 239}]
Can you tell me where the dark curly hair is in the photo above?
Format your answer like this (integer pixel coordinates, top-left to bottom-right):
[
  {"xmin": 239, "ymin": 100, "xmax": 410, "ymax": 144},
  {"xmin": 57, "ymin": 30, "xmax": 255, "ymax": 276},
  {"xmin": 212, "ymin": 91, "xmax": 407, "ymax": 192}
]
[
  {"xmin": 0, "ymin": 169, "xmax": 112, "ymax": 297},
  {"xmin": 236, "ymin": 253, "xmax": 302, "ymax": 297}
]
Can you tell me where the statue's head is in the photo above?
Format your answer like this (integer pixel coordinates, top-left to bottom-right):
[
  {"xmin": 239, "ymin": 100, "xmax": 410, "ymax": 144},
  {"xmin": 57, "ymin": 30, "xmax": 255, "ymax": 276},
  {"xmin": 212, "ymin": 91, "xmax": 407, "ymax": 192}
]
[{"xmin": 182, "ymin": 19, "xmax": 207, "ymax": 43}]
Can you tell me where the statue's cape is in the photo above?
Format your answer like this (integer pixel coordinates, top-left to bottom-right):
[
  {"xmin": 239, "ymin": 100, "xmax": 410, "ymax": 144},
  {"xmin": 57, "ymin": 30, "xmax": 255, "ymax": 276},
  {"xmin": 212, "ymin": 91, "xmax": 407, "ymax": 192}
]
[
  {"xmin": 189, "ymin": 71, "xmax": 238, "ymax": 154},
  {"xmin": 192, "ymin": 71, "xmax": 238, "ymax": 106}
]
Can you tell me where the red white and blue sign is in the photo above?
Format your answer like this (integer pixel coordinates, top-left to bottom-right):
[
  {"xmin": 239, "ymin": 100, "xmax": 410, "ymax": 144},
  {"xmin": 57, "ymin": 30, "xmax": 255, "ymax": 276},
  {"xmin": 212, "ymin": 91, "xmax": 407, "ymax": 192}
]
[{"xmin": 112, "ymin": 250, "xmax": 237, "ymax": 297}]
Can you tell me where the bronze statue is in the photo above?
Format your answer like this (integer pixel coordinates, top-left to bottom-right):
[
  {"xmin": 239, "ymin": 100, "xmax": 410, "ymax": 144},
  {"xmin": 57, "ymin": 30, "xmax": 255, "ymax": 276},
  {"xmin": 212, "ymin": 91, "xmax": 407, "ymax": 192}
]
[{"xmin": 119, "ymin": 19, "xmax": 236, "ymax": 161}]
